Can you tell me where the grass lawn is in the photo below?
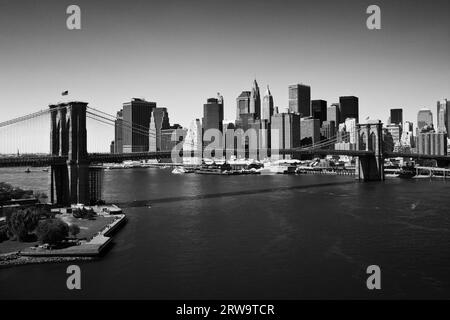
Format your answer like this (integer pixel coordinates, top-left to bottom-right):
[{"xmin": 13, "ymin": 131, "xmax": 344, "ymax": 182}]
[
  {"xmin": 0, "ymin": 239, "xmax": 39, "ymax": 254},
  {"xmin": 58, "ymin": 214, "xmax": 116, "ymax": 239},
  {"xmin": 0, "ymin": 214, "xmax": 116, "ymax": 254}
]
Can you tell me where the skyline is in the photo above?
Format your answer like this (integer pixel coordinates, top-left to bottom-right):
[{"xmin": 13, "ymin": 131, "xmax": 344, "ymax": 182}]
[{"xmin": 0, "ymin": 0, "xmax": 449, "ymax": 126}]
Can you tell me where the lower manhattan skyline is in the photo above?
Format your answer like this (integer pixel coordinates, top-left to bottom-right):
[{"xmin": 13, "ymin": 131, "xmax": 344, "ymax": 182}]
[
  {"xmin": 2, "ymin": 0, "xmax": 450, "ymax": 308},
  {"xmin": 0, "ymin": 0, "xmax": 449, "ymax": 130}
]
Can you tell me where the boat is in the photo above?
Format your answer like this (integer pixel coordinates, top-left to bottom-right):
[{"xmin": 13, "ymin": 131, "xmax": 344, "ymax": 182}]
[
  {"xmin": 195, "ymin": 162, "xmax": 233, "ymax": 175},
  {"xmin": 172, "ymin": 167, "xmax": 186, "ymax": 174},
  {"xmin": 25, "ymin": 168, "xmax": 31, "ymax": 173}
]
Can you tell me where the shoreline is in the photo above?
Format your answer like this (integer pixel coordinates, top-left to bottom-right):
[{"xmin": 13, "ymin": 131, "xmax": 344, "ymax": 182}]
[
  {"xmin": 0, "ymin": 252, "xmax": 96, "ymax": 269},
  {"xmin": 0, "ymin": 212, "xmax": 126, "ymax": 269}
]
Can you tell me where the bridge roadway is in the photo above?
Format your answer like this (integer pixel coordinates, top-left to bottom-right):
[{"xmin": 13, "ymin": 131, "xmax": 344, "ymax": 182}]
[{"xmin": 2, "ymin": 149, "xmax": 449, "ymax": 167}]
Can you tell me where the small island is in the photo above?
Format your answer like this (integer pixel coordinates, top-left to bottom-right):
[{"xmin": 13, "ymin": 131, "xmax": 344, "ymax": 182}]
[{"xmin": 0, "ymin": 182, "xmax": 126, "ymax": 268}]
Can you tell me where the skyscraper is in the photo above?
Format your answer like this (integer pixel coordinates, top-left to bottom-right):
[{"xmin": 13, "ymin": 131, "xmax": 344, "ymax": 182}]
[
  {"xmin": 385, "ymin": 124, "xmax": 402, "ymax": 144},
  {"xmin": 261, "ymin": 85, "xmax": 274, "ymax": 121},
  {"xmin": 300, "ymin": 117, "xmax": 321, "ymax": 145},
  {"xmin": 417, "ymin": 108, "xmax": 433, "ymax": 131},
  {"xmin": 203, "ymin": 94, "xmax": 224, "ymax": 133},
  {"xmin": 160, "ymin": 125, "xmax": 187, "ymax": 152},
  {"xmin": 417, "ymin": 132, "xmax": 447, "ymax": 156},
  {"xmin": 320, "ymin": 121, "xmax": 336, "ymax": 140},
  {"xmin": 288, "ymin": 84, "xmax": 311, "ymax": 117},
  {"xmin": 327, "ymin": 103, "xmax": 341, "ymax": 128},
  {"xmin": 122, "ymin": 98, "xmax": 156, "ymax": 153},
  {"xmin": 183, "ymin": 119, "xmax": 203, "ymax": 165},
  {"xmin": 149, "ymin": 107, "xmax": 170, "ymax": 152},
  {"xmin": 339, "ymin": 96, "xmax": 359, "ymax": 123},
  {"xmin": 311, "ymin": 100, "xmax": 327, "ymax": 125},
  {"xmin": 390, "ymin": 108, "xmax": 403, "ymax": 125},
  {"xmin": 270, "ymin": 112, "xmax": 300, "ymax": 153},
  {"xmin": 114, "ymin": 109, "xmax": 123, "ymax": 153},
  {"xmin": 437, "ymin": 99, "xmax": 450, "ymax": 134},
  {"xmin": 249, "ymin": 79, "xmax": 261, "ymax": 118},
  {"xmin": 236, "ymin": 91, "xmax": 251, "ymax": 120}
]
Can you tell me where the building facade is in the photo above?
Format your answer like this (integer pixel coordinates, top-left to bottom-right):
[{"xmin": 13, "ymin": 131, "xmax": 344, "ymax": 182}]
[
  {"xmin": 390, "ymin": 108, "xmax": 403, "ymax": 125},
  {"xmin": 288, "ymin": 84, "xmax": 311, "ymax": 117},
  {"xmin": 339, "ymin": 96, "xmax": 359, "ymax": 123},
  {"xmin": 300, "ymin": 117, "xmax": 321, "ymax": 145},
  {"xmin": 114, "ymin": 110, "xmax": 123, "ymax": 153},
  {"xmin": 203, "ymin": 95, "xmax": 224, "ymax": 133},
  {"xmin": 311, "ymin": 100, "xmax": 327, "ymax": 125},
  {"xmin": 122, "ymin": 98, "xmax": 156, "ymax": 153},
  {"xmin": 437, "ymin": 99, "xmax": 450, "ymax": 134},
  {"xmin": 261, "ymin": 86, "xmax": 274, "ymax": 121},
  {"xmin": 417, "ymin": 108, "xmax": 433, "ymax": 132}
]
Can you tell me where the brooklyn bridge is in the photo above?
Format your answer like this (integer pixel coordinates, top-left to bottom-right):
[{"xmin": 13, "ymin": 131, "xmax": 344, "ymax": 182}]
[{"xmin": 1, "ymin": 101, "xmax": 449, "ymax": 206}]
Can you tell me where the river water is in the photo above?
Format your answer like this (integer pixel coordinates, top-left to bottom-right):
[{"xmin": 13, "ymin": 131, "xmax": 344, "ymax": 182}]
[{"xmin": 0, "ymin": 167, "xmax": 449, "ymax": 299}]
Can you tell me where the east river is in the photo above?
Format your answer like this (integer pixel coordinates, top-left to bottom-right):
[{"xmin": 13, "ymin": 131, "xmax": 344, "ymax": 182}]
[{"xmin": 0, "ymin": 167, "xmax": 449, "ymax": 299}]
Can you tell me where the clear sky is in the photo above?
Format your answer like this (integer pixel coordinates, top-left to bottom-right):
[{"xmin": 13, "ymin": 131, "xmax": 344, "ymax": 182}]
[{"xmin": 0, "ymin": 0, "xmax": 449, "ymax": 152}]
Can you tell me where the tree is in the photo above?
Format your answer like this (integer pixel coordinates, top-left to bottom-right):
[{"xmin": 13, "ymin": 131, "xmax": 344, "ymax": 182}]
[
  {"xmin": 0, "ymin": 227, "xmax": 8, "ymax": 242},
  {"xmin": 36, "ymin": 219, "xmax": 69, "ymax": 245},
  {"xmin": 6, "ymin": 208, "xmax": 41, "ymax": 241},
  {"xmin": 34, "ymin": 191, "xmax": 48, "ymax": 204},
  {"xmin": 0, "ymin": 182, "xmax": 33, "ymax": 204},
  {"xmin": 69, "ymin": 224, "xmax": 80, "ymax": 237}
]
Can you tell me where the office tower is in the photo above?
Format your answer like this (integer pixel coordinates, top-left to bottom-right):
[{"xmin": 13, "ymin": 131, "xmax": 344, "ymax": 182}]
[
  {"xmin": 385, "ymin": 124, "xmax": 402, "ymax": 144},
  {"xmin": 236, "ymin": 91, "xmax": 251, "ymax": 120},
  {"xmin": 404, "ymin": 121, "xmax": 413, "ymax": 133},
  {"xmin": 339, "ymin": 96, "xmax": 359, "ymax": 123},
  {"xmin": 320, "ymin": 121, "xmax": 336, "ymax": 140},
  {"xmin": 284, "ymin": 113, "xmax": 301, "ymax": 149},
  {"xmin": 271, "ymin": 113, "xmax": 285, "ymax": 156},
  {"xmin": 270, "ymin": 112, "xmax": 301, "ymax": 151},
  {"xmin": 149, "ymin": 107, "xmax": 170, "ymax": 152},
  {"xmin": 249, "ymin": 79, "xmax": 261, "ymax": 118},
  {"xmin": 311, "ymin": 100, "xmax": 327, "ymax": 125},
  {"xmin": 203, "ymin": 94, "xmax": 224, "ymax": 133},
  {"xmin": 437, "ymin": 99, "xmax": 450, "ymax": 134},
  {"xmin": 390, "ymin": 108, "xmax": 403, "ymax": 126},
  {"xmin": 288, "ymin": 84, "xmax": 311, "ymax": 117},
  {"xmin": 223, "ymin": 122, "xmax": 236, "ymax": 156},
  {"xmin": 260, "ymin": 119, "xmax": 271, "ymax": 151},
  {"xmin": 401, "ymin": 121, "xmax": 415, "ymax": 148},
  {"xmin": 122, "ymin": 98, "xmax": 156, "ymax": 153},
  {"xmin": 183, "ymin": 119, "xmax": 203, "ymax": 165},
  {"xmin": 327, "ymin": 103, "xmax": 341, "ymax": 127},
  {"xmin": 417, "ymin": 108, "xmax": 433, "ymax": 131},
  {"xmin": 160, "ymin": 125, "xmax": 187, "ymax": 152},
  {"xmin": 417, "ymin": 132, "xmax": 447, "ymax": 156},
  {"xmin": 114, "ymin": 109, "xmax": 123, "ymax": 153},
  {"xmin": 334, "ymin": 118, "xmax": 357, "ymax": 151},
  {"xmin": 300, "ymin": 117, "xmax": 321, "ymax": 145},
  {"xmin": 261, "ymin": 86, "xmax": 274, "ymax": 121}
]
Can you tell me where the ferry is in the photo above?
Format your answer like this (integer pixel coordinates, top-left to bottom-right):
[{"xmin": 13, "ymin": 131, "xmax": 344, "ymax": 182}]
[{"xmin": 195, "ymin": 162, "xmax": 233, "ymax": 175}]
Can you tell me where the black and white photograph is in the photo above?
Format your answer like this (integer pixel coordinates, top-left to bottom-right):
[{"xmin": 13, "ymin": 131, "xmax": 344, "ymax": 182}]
[{"xmin": 0, "ymin": 0, "xmax": 449, "ymax": 313}]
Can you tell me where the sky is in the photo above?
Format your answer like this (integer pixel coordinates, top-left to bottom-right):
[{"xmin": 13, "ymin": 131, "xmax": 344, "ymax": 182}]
[{"xmin": 0, "ymin": 0, "xmax": 449, "ymax": 152}]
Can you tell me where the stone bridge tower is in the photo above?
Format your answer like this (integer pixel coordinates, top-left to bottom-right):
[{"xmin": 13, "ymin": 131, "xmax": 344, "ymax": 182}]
[
  {"xmin": 50, "ymin": 102, "xmax": 89, "ymax": 205},
  {"xmin": 355, "ymin": 121, "xmax": 385, "ymax": 181}
]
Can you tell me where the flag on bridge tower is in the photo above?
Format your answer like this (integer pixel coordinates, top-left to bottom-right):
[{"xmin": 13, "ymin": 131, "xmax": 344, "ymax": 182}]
[{"xmin": 61, "ymin": 90, "xmax": 69, "ymax": 96}]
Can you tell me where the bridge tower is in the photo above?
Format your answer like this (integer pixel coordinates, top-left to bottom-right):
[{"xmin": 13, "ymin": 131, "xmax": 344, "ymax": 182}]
[
  {"xmin": 355, "ymin": 121, "xmax": 385, "ymax": 181},
  {"xmin": 50, "ymin": 102, "xmax": 90, "ymax": 205}
]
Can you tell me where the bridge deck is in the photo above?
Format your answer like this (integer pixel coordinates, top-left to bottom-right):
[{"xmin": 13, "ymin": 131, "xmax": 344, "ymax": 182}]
[{"xmin": 0, "ymin": 150, "xmax": 449, "ymax": 167}]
